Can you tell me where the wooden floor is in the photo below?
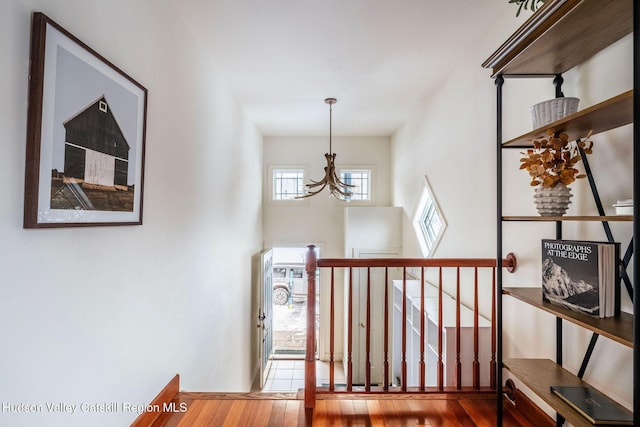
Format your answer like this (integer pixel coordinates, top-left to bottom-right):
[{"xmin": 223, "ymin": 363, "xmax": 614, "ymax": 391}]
[{"xmin": 154, "ymin": 392, "xmax": 540, "ymax": 426}]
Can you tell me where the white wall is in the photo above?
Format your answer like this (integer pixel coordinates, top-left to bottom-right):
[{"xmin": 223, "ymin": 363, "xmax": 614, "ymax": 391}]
[
  {"xmin": 262, "ymin": 135, "xmax": 391, "ymax": 359},
  {"xmin": 392, "ymin": 8, "xmax": 634, "ymax": 415},
  {"xmin": 263, "ymin": 135, "xmax": 391, "ymax": 253},
  {"xmin": 0, "ymin": 1, "xmax": 263, "ymax": 426}
]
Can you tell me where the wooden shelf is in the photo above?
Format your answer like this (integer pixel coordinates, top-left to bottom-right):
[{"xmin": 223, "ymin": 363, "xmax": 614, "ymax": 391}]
[
  {"xmin": 503, "ymin": 287, "xmax": 633, "ymax": 347},
  {"xmin": 482, "ymin": 0, "xmax": 633, "ymax": 76},
  {"xmin": 502, "ymin": 215, "xmax": 633, "ymax": 222},
  {"xmin": 503, "ymin": 358, "xmax": 633, "ymax": 427},
  {"xmin": 502, "ymin": 90, "xmax": 633, "ymax": 148}
]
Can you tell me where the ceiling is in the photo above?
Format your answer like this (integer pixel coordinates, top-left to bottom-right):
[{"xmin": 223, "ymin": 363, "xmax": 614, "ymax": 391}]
[{"xmin": 169, "ymin": 0, "xmax": 513, "ymax": 137}]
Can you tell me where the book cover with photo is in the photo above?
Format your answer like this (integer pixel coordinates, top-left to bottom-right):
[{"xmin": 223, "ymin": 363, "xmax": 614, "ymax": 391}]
[{"xmin": 541, "ymin": 239, "xmax": 619, "ymax": 318}]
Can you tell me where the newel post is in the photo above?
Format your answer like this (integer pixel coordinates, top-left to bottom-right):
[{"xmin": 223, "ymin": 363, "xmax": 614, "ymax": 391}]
[{"xmin": 304, "ymin": 244, "xmax": 317, "ymax": 409}]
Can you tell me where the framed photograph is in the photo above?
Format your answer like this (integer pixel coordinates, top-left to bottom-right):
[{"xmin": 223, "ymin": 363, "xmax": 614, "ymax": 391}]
[{"xmin": 24, "ymin": 12, "xmax": 147, "ymax": 228}]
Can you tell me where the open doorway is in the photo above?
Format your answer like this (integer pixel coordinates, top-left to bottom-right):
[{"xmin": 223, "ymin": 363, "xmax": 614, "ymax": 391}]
[
  {"xmin": 271, "ymin": 246, "xmax": 319, "ymax": 358},
  {"xmin": 262, "ymin": 246, "xmax": 320, "ymax": 392}
]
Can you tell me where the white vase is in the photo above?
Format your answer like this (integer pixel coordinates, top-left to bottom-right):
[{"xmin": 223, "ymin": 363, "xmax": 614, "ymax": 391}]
[{"xmin": 533, "ymin": 183, "xmax": 572, "ymax": 216}]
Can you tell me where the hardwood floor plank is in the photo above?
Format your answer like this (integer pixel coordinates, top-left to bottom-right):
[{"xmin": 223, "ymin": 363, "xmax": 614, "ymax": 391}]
[
  {"xmin": 175, "ymin": 400, "xmax": 207, "ymax": 427},
  {"xmin": 366, "ymin": 400, "xmax": 386, "ymax": 425},
  {"xmin": 459, "ymin": 398, "xmax": 495, "ymax": 426},
  {"xmin": 267, "ymin": 400, "xmax": 287, "ymax": 427},
  {"xmin": 445, "ymin": 400, "xmax": 477, "ymax": 427},
  {"xmin": 197, "ymin": 400, "xmax": 232, "ymax": 427},
  {"xmin": 283, "ymin": 400, "xmax": 301, "ymax": 427},
  {"xmin": 327, "ymin": 400, "xmax": 348, "ymax": 427},
  {"xmin": 352, "ymin": 399, "xmax": 370, "ymax": 426},
  {"xmin": 193, "ymin": 400, "xmax": 231, "ymax": 427},
  {"xmin": 406, "ymin": 399, "xmax": 441, "ymax": 426},
  {"xmin": 236, "ymin": 400, "xmax": 271, "ymax": 427},
  {"xmin": 158, "ymin": 393, "xmax": 542, "ymax": 426},
  {"xmin": 338, "ymin": 399, "xmax": 354, "ymax": 422},
  {"xmin": 403, "ymin": 399, "xmax": 431, "ymax": 427},
  {"xmin": 221, "ymin": 400, "xmax": 247, "ymax": 426},
  {"xmin": 311, "ymin": 399, "xmax": 329, "ymax": 427},
  {"xmin": 407, "ymin": 399, "xmax": 473, "ymax": 427},
  {"xmin": 311, "ymin": 399, "xmax": 343, "ymax": 426},
  {"xmin": 379, "ymin": 399, "xmax": 405, "ymax": 426}
]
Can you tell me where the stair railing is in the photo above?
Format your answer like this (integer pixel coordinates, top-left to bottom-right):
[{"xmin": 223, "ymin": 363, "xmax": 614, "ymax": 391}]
[{"xmin": 303, "ymin": 244, "xmax": 516, "ymax": 409}]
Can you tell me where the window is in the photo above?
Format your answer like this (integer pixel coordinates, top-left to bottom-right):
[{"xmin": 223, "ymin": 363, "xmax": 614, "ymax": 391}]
[
  {"xmin": 339, "ymin": 169, "xmax": 371, "ymax": 201},
  {"xmin": 291, "ymin": 268, "xmax": 304, "ymax": 279},
  {"xmin": 273, "ymin": 267, "xmax": 287, "ymax": 279},
  {"xmin": 273, "ymin": 169, "xmax": 305, "ymax": 200},
  {"xmin": 413, "ymin": 175, "xmax": 447, "ymax": 257}
]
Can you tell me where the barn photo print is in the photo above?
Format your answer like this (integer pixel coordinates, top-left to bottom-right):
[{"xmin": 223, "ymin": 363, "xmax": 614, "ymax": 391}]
[
  {"xmin": 51, "ymin": 50, "xmax": 139, "ymax": 212},
  {"xmin": 24, "ymin": 13, "xmax": 147, "ymax": 228}
]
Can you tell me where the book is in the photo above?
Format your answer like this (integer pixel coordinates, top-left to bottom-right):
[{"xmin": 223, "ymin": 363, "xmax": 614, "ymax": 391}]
[
  {"xmin": 550, "ymin": 386, "xmax": 633, "ymax": 425},
  {"xmin": 541, "ymin": 239, "xmax": 620, "ymax": 318}
]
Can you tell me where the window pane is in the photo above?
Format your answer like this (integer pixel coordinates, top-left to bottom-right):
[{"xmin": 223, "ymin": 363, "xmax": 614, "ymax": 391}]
[
  {"xmin": 273, "ymin": 169, "xmax": 304, "ymax": 200},
  {"xmin": 339, "ymin": 170, "xmax": 371, "ymax": 201},
  {"xmin": 413, "ymin": 176, "xmax": 447, "ymax": 257},
  {"xmin": 273, "ymin": 267, "xmax": 287, "ymax": 278}
]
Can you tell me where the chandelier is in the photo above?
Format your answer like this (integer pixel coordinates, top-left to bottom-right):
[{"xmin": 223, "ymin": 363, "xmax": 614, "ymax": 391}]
[{"xmin": 297, "ymin": 98, "xmax": 354, "ymax": 199}]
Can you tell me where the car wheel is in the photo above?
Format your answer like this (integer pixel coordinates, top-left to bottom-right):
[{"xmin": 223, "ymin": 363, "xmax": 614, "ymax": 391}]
[{"xmin": 273, "ymin": 287, "xmax": 289, "ymax": 305}]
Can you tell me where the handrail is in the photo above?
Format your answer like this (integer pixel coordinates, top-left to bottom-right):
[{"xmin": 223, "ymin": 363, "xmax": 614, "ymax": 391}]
[
  {"xmin": 304, "ymin": 245, "xmax": 517, "ymax": 409},
  {"xmin": 317, "ymin": 255, "xmax": 517, "ymax": 270}
]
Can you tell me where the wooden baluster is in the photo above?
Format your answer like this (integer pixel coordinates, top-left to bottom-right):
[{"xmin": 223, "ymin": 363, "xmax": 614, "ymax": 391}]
[
  {"xmin": 347, "ymin": 267, "xmax": 353, "ymax": 391},
  {"xmin": 383, "ymin": 267, "xmax": 389, "ymax": 391},
  {"xmin": 330, "ymin": 267, "xmax": 335, "ymax": 392},
  {"xmin": 490, "ymin": 266, "xmax": 497, "ymax": 390},
  {"xmin": 304, "ymin": 245, "xmax": 317, "ymax": 409},
  {"xmin": 401, "ymin": 267, "xmax": 407, "ymax": 391},
  {"xmin": 473, "ymin": 267, "xmax": 480, "ymax": 390},
  {"xmin": 306, "ymin": 255, "xmax": 516, "ymax": 397},
  {"xmin": 419, "ymin": 267, "xmax": 425, "ymax": 391},
  {"xmin": 437, "ymin": 267, "xmax": 444, "ymax": 391},
  {"xmin": 366, "ymin": 267, "xmax": 371, "ymax": 391},
  {"xmin": 455, "ymin": 267, "xmax": 462, "ymax": 390}
]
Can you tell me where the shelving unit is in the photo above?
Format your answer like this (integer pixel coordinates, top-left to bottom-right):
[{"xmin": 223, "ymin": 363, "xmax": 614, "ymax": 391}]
[{"xmin": 482, "ymin": 0, "xmax": 637, "ymax": 425}]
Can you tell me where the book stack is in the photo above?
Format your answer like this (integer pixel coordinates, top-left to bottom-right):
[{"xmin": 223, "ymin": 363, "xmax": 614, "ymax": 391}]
[
  {"xmin": 551, "ymin": 386, "xmax": 633, "ymax": 425},
  {"xmin": 541, "ymin": 239, "xmax": 620, "ymax": 318}
]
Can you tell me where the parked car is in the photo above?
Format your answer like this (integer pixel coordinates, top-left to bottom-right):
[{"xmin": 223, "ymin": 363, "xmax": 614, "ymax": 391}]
[{"xmin": 272, "ymin": 263, "xmax": 307, "ymax": 305}]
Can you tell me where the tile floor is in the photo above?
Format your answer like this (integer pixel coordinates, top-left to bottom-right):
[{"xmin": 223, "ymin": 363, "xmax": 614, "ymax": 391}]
[{"xmin": 262, "ymin": 359, "xmax": 345, "ymax": 392}]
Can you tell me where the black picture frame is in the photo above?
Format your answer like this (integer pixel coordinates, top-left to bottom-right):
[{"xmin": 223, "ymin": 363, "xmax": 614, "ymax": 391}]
[{"xmin": 24, "ymin": 12, "xmax": 147, "ymax": 228}]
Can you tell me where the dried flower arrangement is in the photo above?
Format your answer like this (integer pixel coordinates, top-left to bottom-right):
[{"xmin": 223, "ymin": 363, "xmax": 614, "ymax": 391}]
[{"xmin": 520, "ymin": 129, "xmax": 594, "ymax": 188}]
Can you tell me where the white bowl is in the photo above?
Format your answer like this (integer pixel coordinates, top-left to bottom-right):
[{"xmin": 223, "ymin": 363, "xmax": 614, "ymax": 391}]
[
  {"xmin": 613, "ymin": 199, "xmax": 633, "ymax": 215},
  {"xmin": 531, "ymin": 97, "xmax": 579, "ymax": 129}
]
